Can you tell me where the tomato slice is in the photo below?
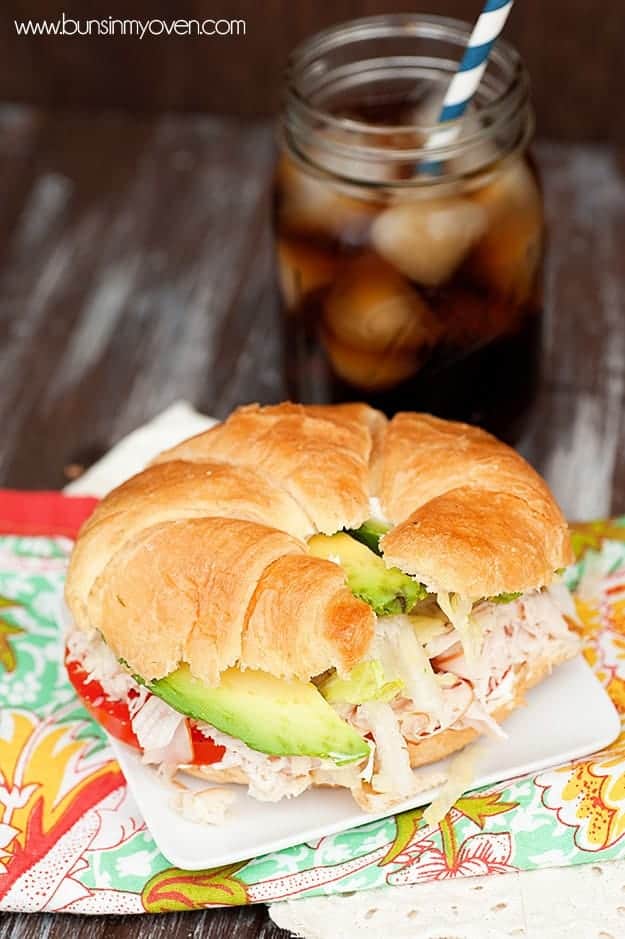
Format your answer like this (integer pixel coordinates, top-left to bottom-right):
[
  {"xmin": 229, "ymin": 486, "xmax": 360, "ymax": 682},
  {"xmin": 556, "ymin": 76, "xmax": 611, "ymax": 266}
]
[
  {"xmin": 65, "ymin": 648, "xmax": 225, "ymax": 765},
  {"xmin": 190, "ymin": 725, "xmax": 226, "ymax": 764},
  {"xmin": 66, "ymin": 654, "xmax": 140, "ymax": 748}
]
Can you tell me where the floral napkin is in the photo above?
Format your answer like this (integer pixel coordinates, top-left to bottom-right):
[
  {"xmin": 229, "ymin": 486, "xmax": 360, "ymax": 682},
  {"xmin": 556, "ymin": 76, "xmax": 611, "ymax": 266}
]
[{"xmin": 1, "ymin": 488, "xmax": 625, "ymax": 914}]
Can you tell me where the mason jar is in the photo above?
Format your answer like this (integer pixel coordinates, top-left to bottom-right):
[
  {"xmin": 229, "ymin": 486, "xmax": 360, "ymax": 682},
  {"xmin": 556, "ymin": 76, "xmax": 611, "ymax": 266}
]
[{"xmin": 272, "ymin": 14, "xmax": 544, "ymax": 443}]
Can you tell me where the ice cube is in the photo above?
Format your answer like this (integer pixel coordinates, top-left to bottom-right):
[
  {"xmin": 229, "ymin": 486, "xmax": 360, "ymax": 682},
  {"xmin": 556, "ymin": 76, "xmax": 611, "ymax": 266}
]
[
  {"xmin": 371, "ymin": 197, "xmax": 488, "ymax": 286},
  {"xmin": 277, "ymin": 239, "xmax": 337, "ymax": 311},
  {"xmin": 469, "ymin": 159, "xmax": 544, "ymax": 304},
  {"xmin": 324, "ymin": 254, "xmax": 440, "ymax": 352},
  {"xmin": 277, "ymin": 154, "xmax": 378, "ymax": 240},
  {"xmin": 323, "ymin": 331, "xmax": 419, "ymax": 391}
]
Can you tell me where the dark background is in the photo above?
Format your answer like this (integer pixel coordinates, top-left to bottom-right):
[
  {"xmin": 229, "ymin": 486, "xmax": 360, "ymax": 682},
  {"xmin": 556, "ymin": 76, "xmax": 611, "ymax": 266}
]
[{"xmin": 0, "ymin": 0, "xmax": 624, "ymax": 140}]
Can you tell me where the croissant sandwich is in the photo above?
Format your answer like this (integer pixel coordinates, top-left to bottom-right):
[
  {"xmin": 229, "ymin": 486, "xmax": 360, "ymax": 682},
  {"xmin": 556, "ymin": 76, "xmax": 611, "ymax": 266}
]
[{"xmin": 64, "ymin": 403, "xmax": 579, "ymax": 821}]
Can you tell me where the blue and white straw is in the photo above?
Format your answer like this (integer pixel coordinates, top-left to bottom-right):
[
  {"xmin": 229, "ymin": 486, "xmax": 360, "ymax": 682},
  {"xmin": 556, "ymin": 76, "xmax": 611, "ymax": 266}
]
[{"xmin": 425, "ymin": 0, "xmax": 514, "ymax": 155}]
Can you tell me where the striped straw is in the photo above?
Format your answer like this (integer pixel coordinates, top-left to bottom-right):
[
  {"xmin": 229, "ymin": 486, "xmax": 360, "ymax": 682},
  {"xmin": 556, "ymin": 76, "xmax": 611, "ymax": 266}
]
[{"xmin": 424, "ymin": 0, "xmax": 514, "ymax": 158}]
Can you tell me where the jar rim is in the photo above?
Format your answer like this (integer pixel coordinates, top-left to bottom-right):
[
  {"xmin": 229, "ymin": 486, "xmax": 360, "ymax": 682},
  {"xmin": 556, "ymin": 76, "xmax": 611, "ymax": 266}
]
[{"xmin": 284, "ymin": 13, "xmax": 529, "ymax": 161}]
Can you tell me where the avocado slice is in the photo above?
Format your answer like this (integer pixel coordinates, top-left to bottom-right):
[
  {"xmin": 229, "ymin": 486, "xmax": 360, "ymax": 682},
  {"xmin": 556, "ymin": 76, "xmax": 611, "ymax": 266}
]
[
  {"xmin": 348, "ymin": 520, "xmax": 391, "ymax": 555},
  {"xmin": 308, "ymin": 532, "xmax": 427, "ymax": 615},
  {"xmin": 148, "ymin": 665, "xmax": 370, "ymax": 766},
  {"xmin": 319, "ymin": 661, "xmax": 403, "ymax": 705}
]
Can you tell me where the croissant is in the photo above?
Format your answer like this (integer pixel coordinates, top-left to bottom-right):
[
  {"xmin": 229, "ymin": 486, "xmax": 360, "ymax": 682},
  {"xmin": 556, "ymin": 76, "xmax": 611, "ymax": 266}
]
[
  {"xmin": 64, "ymin": 403, "xmax": 578, "ymax": 813},
  {"xmin": 66, "ymin": 403, "xmax": 571, "ymax": 678}
]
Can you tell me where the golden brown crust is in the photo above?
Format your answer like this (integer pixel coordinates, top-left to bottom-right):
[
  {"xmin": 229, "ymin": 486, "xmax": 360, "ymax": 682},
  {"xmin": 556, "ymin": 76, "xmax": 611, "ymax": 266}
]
[
  {"xmin": 65, "ymin": 460, "xmax": 314, "ymax": 631},
  {"xmin": 377, "ymin": 413, "xmax": 564, "ymax": 523},
  {"xmin": 65, "ymin": 402, "xmax": 573, "ymax": 684},
  {"xmin": 382, "ymin": 487, "xmax": 571, "ymax": 597},
  {"xmin": 378, "ymin": 412, "xmax": 572, "ymax": 594},
  {"xmin": 155, "ymin": 402, "xmax": 384, "ymax": 534},
  {"xmin": 242, "ymin": 555, "xmax": 375, "ymax": 679},
  {"xmin": 87, "ymin": 518, "xmax": 305, "ymax": 683}
]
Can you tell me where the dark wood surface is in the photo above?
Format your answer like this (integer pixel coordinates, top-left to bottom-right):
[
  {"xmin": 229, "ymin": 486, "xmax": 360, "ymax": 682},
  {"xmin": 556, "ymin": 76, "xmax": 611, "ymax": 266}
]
[
  {"xmin": 0, "ymin": 104, "xmax": 624, "ymax": 936},
  {"xmin": 0, "ymin": 906, "xmax": 286, "ymax": 938},
  {"xmin": 0, "ymin": 1, "xmax": 624, "ymax": 141}
]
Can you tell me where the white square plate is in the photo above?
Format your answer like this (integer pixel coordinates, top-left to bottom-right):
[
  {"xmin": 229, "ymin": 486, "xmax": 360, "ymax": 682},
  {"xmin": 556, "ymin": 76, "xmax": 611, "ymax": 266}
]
[{"xmin": 109, "ymin": 655, "xmax": 620, "ymax": 870}]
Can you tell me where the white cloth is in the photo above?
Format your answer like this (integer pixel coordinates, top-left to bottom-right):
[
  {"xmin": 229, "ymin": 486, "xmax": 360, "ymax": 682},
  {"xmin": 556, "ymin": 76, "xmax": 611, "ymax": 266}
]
[{"xmin": 269, "ymin": 860, "xmax": 625, "ymax": 938}]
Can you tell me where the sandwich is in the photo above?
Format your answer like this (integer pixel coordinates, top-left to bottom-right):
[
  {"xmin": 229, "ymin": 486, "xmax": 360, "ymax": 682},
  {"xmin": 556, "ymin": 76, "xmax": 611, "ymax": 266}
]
[{"xmin": 64, "ymin": 402, "xmax": 579, "ymax": 822}]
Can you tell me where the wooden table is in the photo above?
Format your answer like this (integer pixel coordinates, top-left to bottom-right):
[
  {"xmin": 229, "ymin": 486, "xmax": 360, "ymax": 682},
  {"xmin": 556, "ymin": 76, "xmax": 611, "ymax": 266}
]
[{"xmin": 0, "ymin": 105, "xmax": 624, "ymax": 938}]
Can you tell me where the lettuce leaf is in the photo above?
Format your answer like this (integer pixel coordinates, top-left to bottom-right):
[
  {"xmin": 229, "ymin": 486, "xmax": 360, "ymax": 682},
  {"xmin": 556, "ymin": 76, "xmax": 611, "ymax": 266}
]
[{"xmin": 489, "ymin": 591, "xmax": 522, "ymax": 604}]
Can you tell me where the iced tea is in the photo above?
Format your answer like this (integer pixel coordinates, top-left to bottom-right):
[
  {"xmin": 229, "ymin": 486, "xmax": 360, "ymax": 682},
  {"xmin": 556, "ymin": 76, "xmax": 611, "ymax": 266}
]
[{"xmin": 274, "ymin": 16, "xmax": 544, "ymax": 443}]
